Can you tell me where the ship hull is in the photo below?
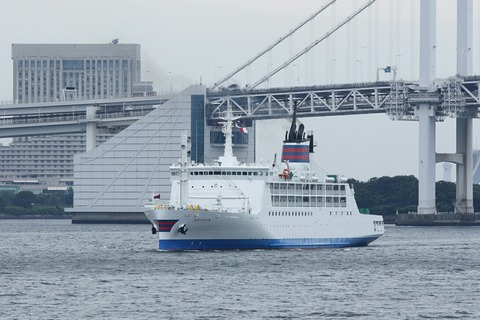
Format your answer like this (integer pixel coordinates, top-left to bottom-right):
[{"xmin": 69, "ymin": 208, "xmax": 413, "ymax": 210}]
[
  {"xmin": 145, "ymin": 208, "xmax": 383, "ymax": 251},
  {"xmin": 157, "ymin": 237, "xmax": 379, "ymax": 251}
]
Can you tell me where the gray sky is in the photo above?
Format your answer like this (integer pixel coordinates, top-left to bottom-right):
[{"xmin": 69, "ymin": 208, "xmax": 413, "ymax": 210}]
[{"xmin": 0, "ymin": 0, "xmax": 479, "ymax": 181}]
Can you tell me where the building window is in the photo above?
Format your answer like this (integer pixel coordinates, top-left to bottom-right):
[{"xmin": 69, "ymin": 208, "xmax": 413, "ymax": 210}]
[
  {"xmin": 63, "ymin": 60, "xmax": 84, "ymax": 71},
  {"xmin": 210, "ymin": 130, "xmax": 248, "ymax": 145},
  {"xmin": 191, "ymin": 95, "xmax": 205, "ymax": 164}
]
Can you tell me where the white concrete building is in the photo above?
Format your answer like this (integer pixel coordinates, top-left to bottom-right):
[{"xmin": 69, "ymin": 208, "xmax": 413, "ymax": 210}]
[{"xmin": 68, "ymin": 86, "xmax": 255, "ymax": 223}]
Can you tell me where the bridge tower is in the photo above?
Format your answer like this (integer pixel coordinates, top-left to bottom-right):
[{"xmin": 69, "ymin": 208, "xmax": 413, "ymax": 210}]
[
  {"xmin": 416, "ymin": 0, "xmax": 475, "ymax": 215},
  {"xmin": 416, "ymin": 0, "xmax": 437, "ymax": 214}
]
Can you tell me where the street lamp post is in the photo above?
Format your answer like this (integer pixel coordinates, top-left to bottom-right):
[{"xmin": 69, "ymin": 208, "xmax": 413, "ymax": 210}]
[
  {"xmin": 356, "ymin": 60, "xmax": 363, "ymax": 82},
  {"xmin": 214, "ymin": 66, "xmax": 221, "ymax": 85},
  {"xmin": 331, "ymin": 59, "xmax": 337, "ymax": 83},
  {"xmin": 376, "ymin": 68, "xmax": 382, "ymax": 81},
  {"xmin": 267, "ymin": 63, "xmax": 274, "ymax": 87},
  {"xmin": 168, "ymin": 72, "xmax": 172, "ymax": 93},
  {"xmin": 293, "ymin": 64, "xmax": 300, "ymax": 85}
]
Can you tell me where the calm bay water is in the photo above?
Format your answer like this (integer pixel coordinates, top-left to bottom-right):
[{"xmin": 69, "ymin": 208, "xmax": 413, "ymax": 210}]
[{"xmin": 1, "ymin": 220, "xmax": 480, "ymax": 319}]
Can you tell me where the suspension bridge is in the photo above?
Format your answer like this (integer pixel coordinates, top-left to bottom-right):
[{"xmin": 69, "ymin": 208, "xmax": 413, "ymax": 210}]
[
  {"xmin": 1, "ymin": 0, "xmax": 479, "ymax": 219},
  {"xmin": 204, "ymin": 0, "xmax": 480, "ymax": 218}
]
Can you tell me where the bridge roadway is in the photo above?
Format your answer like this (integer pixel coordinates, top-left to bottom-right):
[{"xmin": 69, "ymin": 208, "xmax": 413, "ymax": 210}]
[
  {"xmin": 0, "ymin": 76, "xmax": 480, "ymax": 138},
  {"xmin": 0, "ymin": 95, "xmax": 169, "ymax": 138},
  {"xmin": 207, "ymin": 75, "xmax": 480, "ymax": 122}
]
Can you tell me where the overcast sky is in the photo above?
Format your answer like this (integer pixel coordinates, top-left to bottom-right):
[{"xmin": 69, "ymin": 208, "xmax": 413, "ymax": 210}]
[{"xmin": 1, "ymin": 0, "xmax": 479, "ymax": 181}]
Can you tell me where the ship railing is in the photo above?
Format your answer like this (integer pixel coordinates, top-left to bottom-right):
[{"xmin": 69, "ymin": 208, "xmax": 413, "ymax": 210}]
[
  {"xmin": 153, "ymin": 204, "xmax": 203, "ymax": 211},
  {"xmin": 271, "ymin": 190, "xmax": 329, "ymax": 196},
  {"xmin": 325, "ymin": 191, "xmax": 343, "ymax": 196}
]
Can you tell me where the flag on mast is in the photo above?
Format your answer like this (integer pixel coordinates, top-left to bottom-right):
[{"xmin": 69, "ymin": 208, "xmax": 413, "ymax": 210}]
[{"xmin": 235, "ymin": 121, "xmax": 248, "ymax": 133}]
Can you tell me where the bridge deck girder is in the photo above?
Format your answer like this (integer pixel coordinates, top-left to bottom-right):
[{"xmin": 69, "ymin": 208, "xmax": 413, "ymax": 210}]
[{"xmin": 207, "ymin": 77, "xmax": 480, "ymax": 122}]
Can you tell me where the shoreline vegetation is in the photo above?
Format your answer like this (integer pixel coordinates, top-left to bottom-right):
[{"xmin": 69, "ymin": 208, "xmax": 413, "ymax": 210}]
[
  {"xmin": 2, "ymin": 176, "xmax": 478, "ymax": 220},
  {"xmin": 0, "ymin": 189, "xmax": 73, "ymax": 220},
  {"xmin": 0, "ymin": 214, "xmax": 72, "ymax": 219},
  {"xmin": 0, "ymin": 206, "xmax": 72, "ymax": 219}
]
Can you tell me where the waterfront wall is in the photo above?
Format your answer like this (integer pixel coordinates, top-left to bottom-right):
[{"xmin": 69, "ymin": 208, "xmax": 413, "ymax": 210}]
[{"xmin": 396, "ymin": 213, "xmax": 480, "ymax": 226}]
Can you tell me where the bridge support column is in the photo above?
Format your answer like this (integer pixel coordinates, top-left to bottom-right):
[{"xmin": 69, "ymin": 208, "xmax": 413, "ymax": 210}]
[
  {"xmin": 454, "ymin": 0, "xmax": 474, "ymax": 214},
  {"xmin": 416, "ymin": 0, "xmax": 437, "ymax": 214},
  {"xmin": 86, "ymin": 105, "xmax": 98, "ymax": 152},
  {"xmin": 417, "ymin": 104, "xmax": 437, "ymax": 214},
  {"xmin": 455, "ymin": 118, "xmax": 474, "ymax": 213}
]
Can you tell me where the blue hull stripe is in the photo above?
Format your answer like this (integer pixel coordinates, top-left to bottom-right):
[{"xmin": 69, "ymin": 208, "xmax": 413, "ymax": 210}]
[{"xmin": 158, "ymin": 237, "xmax": 379, "ymax": 251}]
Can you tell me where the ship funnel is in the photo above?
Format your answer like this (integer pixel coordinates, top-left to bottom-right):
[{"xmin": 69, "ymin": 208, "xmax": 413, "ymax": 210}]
[
  {"xmin": 281, "ymin": 105, "xmax": 311, "ymax": 163},
  {"xmin": 297, "ymin": 124, "xmax": 304, "ymax": 141},
  {"xmin": 286, "ymin": 104, "xmax": 298, "ymax": 142}
]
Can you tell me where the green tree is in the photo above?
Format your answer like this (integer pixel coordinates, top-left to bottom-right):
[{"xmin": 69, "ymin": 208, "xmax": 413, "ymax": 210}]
[
  {"xmin": 351, "ymin": 175, "xmax": 480, "ymax": 217},
  {"xmin": 0, "ymin": 190, "xmax": 15, "ymax": 209},
  {"xmin": 64, "ymin": 187, "xmax": 74, "ymax": 206},
  {"xmin": 12, "ymin": 191, "xmax": 36, "ymax": 208},
  {"xmin": 435, "ymin": 180, "xmax": 456, "ymax": 212},
  {"xmin": 349, "ymin": 175, "xmax": 418, "ymax": 216}
]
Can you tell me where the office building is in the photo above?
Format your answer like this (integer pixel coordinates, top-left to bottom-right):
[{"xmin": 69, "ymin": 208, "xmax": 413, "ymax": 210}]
[
  {"xmin": 12, "ymin": 43, "xmax": 141, "ymax": 103},
  {"xmin": 0, "ymin": 134, "xmax": 111, "ymax": 193}
]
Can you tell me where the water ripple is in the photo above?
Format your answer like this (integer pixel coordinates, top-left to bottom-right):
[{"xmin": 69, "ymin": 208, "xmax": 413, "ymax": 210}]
[{"xmin": 1, "ymin": 222, "xmax": 480, "ymax": 319}]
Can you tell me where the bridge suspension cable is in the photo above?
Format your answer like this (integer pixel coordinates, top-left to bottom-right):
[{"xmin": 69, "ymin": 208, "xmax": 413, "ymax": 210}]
[
  {"xmin": 248, "ymin": 0, "xmax": 377, "ymax": 90},
  {"xmin": 208, "ymin": 0, "xmax": 337, "ymax": 91}
]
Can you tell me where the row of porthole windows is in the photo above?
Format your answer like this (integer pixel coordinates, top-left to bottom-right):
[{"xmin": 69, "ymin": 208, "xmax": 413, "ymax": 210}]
[
  {"xmin": 172, "ymin": 170, "xmax": 271, "ymax": 177},
  {"xmin": 188, "ymin": 170, "xmax": 270, "ymax": 176},
  {"xmin": 270, "ymin": 183, "xmax": 345, "ymax": 191},
  {"xmin": 329, "ymin": 211, "xmax": 353, "ymax": 216},
  {"xmin": 191, "ymin": 185, "xmax": 223, "ymax": 189},
  {"xmin": 268, "ymin": 211, "xmax": 313, "ymax": 217}
]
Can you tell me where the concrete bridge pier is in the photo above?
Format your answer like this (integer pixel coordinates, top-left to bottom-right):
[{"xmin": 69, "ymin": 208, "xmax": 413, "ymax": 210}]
[
  {"xmin": 455, "ymin": 118, "xmax": 474, "ymax": 213},
  {"xmin": 416, "ymin": 103, "xmax": 437, "ymax": 214},
  {"xmin": 455, "ymin": 0, "xmax": 474, "ymax": 213},
  {"xmin": 85, "ymin": 105, "xmax": 99, "ymax": 152},
  {"xmin": 436, "ymin": 119, "xmax": 474, "ymax": 214},
  {"xmin": 416, "ymin": 0, "xmax": 437, "ymax": 214}
]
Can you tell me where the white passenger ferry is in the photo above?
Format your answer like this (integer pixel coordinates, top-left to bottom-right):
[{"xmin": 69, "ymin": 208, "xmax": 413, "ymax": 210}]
[{"xmin": 144, "ymin": 108, "xmax": 384, "ymax": 251}]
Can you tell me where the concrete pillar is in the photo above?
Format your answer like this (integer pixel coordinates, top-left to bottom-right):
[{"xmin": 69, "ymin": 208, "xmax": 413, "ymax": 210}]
[
  {"xmin": 85, "ymin": 105, "xmax": 98, "ymax": 152},
  {"xmin": 456, "ymin": 118, "xmax": 474, "ymax": 213},
  {"xmin": 419, "ymin": 0, "xmax": 436, "ymax": 89},
  {"xmin": 417, "ymin": 0, "xmax": 437, "ymax": 214},
  {"xmin": 457, "ymin": 0, "xmax": 473, "ymax": 75},
  {"xmin": 455, "ymin": 0, "xmax": 474, "ymax": 214},
  {"xmin": 417, "ymin": 104, "xmax": 437, "ymax": 214}
]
